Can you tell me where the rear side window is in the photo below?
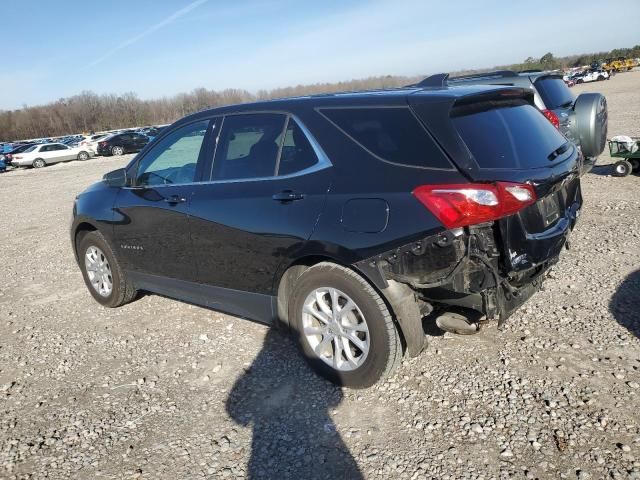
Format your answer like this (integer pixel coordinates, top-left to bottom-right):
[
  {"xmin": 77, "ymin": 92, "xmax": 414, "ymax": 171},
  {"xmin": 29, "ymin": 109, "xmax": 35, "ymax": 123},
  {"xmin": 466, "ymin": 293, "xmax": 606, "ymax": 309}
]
[
  {"xmin": 320, "ymin": 107, "xmax": 451, "ymax": 169},
  {"xmin": 534, "ymin": 77, "xmax": 574, "ymax": 109},
  {"xmin": 452, "ymin": 102, "xmax": 569, "ymax": 169}
]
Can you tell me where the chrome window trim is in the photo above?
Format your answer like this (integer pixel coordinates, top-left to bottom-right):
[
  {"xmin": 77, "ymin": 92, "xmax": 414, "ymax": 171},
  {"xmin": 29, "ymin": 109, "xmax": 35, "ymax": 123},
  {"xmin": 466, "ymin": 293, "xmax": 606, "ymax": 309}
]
[{"xmin": 123, "ymin": 113, "xmax": 331, "ymax": 189}]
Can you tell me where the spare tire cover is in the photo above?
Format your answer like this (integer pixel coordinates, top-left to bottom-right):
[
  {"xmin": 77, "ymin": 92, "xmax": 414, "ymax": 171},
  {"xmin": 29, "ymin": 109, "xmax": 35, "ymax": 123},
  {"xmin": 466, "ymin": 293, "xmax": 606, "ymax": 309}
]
[{"xmin": 574, "ymin": 93, "xmax": 608, "ymax": 157}]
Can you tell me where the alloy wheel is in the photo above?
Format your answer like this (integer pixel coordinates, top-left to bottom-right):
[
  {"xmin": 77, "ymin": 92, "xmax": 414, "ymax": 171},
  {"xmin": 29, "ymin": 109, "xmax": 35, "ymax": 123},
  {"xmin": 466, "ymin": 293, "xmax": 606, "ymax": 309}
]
[
  {"xmin": 302, "ymin": 287, "xmax": 370, "ymax": 371},
  {"xmin": 85, "ymin": 246, "xmax": 113, "ymax": 297}
]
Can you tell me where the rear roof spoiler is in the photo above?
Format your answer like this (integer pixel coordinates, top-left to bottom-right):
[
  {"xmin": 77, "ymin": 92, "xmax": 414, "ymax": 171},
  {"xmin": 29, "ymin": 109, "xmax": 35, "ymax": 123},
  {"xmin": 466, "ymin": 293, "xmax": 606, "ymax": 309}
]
[{"xmin": 407, "ymin": 70, "xmax": 521, "ymax": 89}]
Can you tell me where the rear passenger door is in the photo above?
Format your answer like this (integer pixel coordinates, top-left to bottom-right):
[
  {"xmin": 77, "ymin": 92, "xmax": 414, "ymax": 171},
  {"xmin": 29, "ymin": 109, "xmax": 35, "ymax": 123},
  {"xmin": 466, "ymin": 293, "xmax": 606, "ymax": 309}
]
[{"xmin": 189, "ymin": 113, "xmax": 332, "ymax": 302}]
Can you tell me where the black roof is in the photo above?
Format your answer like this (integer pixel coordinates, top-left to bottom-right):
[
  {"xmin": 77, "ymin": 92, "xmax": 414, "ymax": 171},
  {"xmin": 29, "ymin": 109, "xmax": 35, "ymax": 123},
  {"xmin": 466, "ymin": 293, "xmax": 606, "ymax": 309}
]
[{"xmin": 178, "ymin": 81, "xmax": 527, "ymax": 125}]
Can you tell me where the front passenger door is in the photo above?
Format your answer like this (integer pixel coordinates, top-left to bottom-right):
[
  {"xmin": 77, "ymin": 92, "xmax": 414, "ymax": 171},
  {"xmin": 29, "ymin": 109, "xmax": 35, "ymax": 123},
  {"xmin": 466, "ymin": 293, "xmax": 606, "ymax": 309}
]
[{"xmin": 112, "ymin": 120, "xmax": 212, "ymax": 282}]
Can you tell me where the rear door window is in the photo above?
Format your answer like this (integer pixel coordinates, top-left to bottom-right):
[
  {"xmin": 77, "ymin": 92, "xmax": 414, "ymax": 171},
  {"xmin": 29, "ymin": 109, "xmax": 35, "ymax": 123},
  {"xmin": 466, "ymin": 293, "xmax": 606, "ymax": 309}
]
[
  {"xmin": 211, "ymin": 113, "xmax": 287, "ymax": 181},
  {"xmin": 452, "ymin": 102, "xmax": 569, "ymax": 169},
  {"xmin": 320, "ymin": 107, "xmax": 451, "ymax": 169},
  {"xmin": 277, "ymin": 118, "xmax": 319, "ymax": 176},
  {"xmin": 534, "ymin": 77, "xmax": 574, "ymax": 109}
]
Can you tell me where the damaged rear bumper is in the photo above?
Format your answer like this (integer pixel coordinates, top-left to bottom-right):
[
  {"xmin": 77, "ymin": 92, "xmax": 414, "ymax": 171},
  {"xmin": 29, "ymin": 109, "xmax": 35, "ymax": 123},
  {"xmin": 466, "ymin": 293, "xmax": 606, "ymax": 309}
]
[{"xmin": 357, "ymin": 205, "xmax": 578, "ymax": 327}]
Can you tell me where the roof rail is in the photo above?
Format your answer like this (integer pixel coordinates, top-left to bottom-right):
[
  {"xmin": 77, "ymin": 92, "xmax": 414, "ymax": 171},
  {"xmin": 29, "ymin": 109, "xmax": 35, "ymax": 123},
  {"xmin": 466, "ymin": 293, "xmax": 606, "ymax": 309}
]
[
  {"xmin": 449, "ymin": 70, "xmax": 519, "ymax": 82},
  {"xmin": 406, "ymin": 73, "xmax": 449, "ymax": 88}
]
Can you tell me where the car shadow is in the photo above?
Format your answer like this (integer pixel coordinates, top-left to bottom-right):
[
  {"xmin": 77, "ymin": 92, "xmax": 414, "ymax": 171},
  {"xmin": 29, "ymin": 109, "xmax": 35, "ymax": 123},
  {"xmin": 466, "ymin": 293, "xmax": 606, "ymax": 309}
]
[
  {"xmin": 589, "ymin": 163, "xmax": 616, "ymax": 177},
  {"xmin": 609, "ymin": 269, "xmax": 640, "ymax": 338},
  {"xmin": 226, "ymin": 328, "xmax": 363, "ymax": 480}
]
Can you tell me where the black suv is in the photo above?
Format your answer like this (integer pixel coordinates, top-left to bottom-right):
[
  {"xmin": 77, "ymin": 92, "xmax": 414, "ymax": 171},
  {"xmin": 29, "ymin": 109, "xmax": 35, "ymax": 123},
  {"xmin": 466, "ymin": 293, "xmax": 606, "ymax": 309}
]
[
  {"xmin": 444, "ymin": 70, "xmax": 608, "ymax": 172},
  {"xmin": 97, "ymin": 132, "xmax": 149, "ymax": 156},
  {"xmin": 72, "ymin": 79, "xmax": 582, "ymax": 387}
]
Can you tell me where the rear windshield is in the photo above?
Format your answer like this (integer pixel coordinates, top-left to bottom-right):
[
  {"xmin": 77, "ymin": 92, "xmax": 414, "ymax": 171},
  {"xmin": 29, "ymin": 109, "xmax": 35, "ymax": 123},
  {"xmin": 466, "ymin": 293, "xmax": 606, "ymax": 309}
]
[
  {"xmin": 320, "ymin": 107, "xmax": 452, "ymax": 169},
  {"xmin": 534, "ymin": 77, "xmax": 574, "ymax": 109},
  {"xmin": 452, "ymin": 102, "xmax": 569, "ymax": 169}
]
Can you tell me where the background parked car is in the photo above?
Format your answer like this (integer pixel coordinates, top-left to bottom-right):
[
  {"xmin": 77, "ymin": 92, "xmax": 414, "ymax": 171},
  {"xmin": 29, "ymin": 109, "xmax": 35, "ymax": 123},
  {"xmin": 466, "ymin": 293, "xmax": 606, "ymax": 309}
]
[
  {"xmin": 11, "ymin": 143, "xmax": 93, "ymax": 168},
  {"xmin": 96, "ymin": 132, "xmax": 149, "ymax": 156},
  {"xmin": 1, "ymin": 143, "xmax": 35, "ymax": 164},
  {"xmin": 0, "ymin": 156, "xmax": 5, "ymax": 172},
  {"xmin": 79, "ymin": 134, "xmax": 108, "ymax": 154},
  {"xmin": 447, "ymin": 70, "xmax": 608, "ymax": 172}
]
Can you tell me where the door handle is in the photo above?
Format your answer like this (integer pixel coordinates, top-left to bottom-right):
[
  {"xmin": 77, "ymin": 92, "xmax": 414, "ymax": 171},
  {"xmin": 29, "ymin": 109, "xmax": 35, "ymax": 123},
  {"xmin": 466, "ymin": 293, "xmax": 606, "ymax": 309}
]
[
  {"xmin": 164, "ymin": 194, "xmax": 186, "ymax": 205},
  {"xmin": 272, "ymin": 190, "xmax": 305, "ymax": 202}
]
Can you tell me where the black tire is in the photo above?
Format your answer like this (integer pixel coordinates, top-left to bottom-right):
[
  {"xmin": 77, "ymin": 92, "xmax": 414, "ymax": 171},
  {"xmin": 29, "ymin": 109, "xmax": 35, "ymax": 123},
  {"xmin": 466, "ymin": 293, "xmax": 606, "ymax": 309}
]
[
  {"xmin": 576, "ymin": 79, "xmax": 584, "ymax": 84},
  {"xmin": 111, "ymin": 146, "xmax": 124, "ymax": 156},
  {"xmin": 629, "ymin": 158, "xmax": 640, "ymax": 173},
  {"xmin": 77, "ymin": 151, "xmax": 90, "ymax": 161},
  {"xmin": 32, "ymin": 158, "xmax": 46, "ymax": 168},
  {"xmin": 289, "ymin": 262, "xmax": 402, "ymax": 388},
  {"xmin": 77, "ymin": 231, "xmax": 137, "ymax": 307},
  {"xmin": 612, "ymin": 160, "xmax": 633, "ymax": 177}
]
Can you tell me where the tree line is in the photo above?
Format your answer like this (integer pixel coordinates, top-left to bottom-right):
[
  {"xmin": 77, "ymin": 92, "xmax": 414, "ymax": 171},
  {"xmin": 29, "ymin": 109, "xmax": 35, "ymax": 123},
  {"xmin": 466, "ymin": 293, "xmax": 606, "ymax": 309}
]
[{"xmin": 1, "ymin": 44, "xmax": 638, "ymax": 142}]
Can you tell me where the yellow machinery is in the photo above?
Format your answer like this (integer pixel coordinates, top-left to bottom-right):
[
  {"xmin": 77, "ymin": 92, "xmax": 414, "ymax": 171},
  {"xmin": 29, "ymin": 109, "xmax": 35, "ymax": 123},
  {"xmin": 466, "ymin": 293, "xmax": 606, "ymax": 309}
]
[{"xmin": 602, "ymin": 57, "xmax": 636, "ymax": 73}]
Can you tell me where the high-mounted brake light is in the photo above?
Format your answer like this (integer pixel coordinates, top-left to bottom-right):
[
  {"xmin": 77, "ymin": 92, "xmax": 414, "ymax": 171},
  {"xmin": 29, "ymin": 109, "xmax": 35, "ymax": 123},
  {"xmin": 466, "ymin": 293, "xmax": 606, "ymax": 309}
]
[
  {"xmin": 413, "ymin": 182, "xmax": 537, "ymax": 229},
  {"xmin": 542, "ymin": 109, "xmax": 560, "ymax": 129}
]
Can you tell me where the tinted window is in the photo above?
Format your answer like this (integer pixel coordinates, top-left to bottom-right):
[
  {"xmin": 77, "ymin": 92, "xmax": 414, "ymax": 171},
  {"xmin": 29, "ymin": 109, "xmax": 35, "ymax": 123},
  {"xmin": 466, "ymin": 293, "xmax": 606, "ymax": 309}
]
[
  {"xmin": 136, "ymin": 120, "xmax": 209, "ymax": 186},
  {"xmin": 277, "ymin": 118, "xmax": 319, "ymax": 175},
  {"xmin": 24, "ymin": 145, "xmax": 37, "ymax": 153},
  {"xmin": 534, "ymin": 77, "xmax": 574, "ymax": 109},
  {"xmin": 211, "ymin": 113, "xmax": 286, "ymax": 180},
  {"xmin": 452, "ymin": 103, "xmax": 568, "ymax": 169},
  {"xmin": 118, "ymin": 134, "xmax": 131, "ymax": 142},
  {"xmin": 321, "ymin": 107, "xmax": 450, "ymax": 168}
]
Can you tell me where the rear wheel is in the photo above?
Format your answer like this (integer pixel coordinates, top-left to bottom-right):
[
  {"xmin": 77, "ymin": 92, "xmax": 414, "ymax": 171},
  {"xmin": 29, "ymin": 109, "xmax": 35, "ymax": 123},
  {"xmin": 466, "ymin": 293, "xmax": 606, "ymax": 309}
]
[
  {"xmin": 289, "ymin": 262, "xmax": 402, "ymax": 388},
  {"xmin": 613, "ymin": 160, "xmax": 633, "ymax": 177},
  {"xmin": 77, "ymin": 151, "xmax": 89, "ymax": 161},
  {"xmin": 111, "ymin": 146, "xmax": 124, "ymax": 156},
  {"xmin": 77, "ymin": 231, "xmax": 137, "ymax": 307},
  {"xmin": 32, "ymin": 158, "xmax": 46, "ymax": 168}
]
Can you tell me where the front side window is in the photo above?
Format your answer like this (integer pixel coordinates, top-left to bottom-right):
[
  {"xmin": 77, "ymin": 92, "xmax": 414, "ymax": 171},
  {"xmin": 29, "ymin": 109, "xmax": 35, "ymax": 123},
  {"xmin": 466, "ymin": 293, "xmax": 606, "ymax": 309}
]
[
  {"xmin": 277, "ymin": 118, "xmax": 319, "ymax": 176},
  {"xmin": 211, "ymin": 113, "xmax": 286, "ymax": 181},
  {"xmin": 136, "ymin": 120, "xmax": 209, "ymax": 186}
]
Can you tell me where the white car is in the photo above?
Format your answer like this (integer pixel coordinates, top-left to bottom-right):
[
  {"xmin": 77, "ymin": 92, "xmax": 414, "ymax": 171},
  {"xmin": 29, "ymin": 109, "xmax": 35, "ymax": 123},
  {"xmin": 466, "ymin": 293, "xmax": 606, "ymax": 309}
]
[
  {"xmin": 11, "ymin": 143, "xmax": 93, "ymax": 168},
  {"xmin": 78, "ymin": 134, "xmax": 108, "ymax": 154},
  {"xmin": 573, "ymin": 70, "xmax": 609, "ymax": 84}
]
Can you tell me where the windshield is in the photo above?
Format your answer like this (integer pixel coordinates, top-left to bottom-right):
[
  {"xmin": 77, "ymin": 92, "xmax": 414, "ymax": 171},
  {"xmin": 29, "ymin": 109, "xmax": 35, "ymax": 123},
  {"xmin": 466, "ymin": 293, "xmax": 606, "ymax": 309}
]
[
  {"xmin": 534, "ymin": 77, "xmax": 574, "ymax": 109},
  {"xmin": 452, "ymin": 102, "xmax": 569, "ymax": 169}
]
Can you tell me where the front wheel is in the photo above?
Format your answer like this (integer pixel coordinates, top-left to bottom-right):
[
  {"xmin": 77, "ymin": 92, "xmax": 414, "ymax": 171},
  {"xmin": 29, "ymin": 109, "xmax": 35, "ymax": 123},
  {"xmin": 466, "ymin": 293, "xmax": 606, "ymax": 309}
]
[
  {"xmin": 289, "ymin": 262, "xmax": 403, "ymax": 388},
  {"xmin": 612, "ymin": 160, "xmax": 633, "ymax": 177},
  {"xmin": 77, "ymin": 231, "xmax": 137, "ymax": 307},
  {"xmin": 111, "ymin": 146, "xmax": 124, "ymax": 156}
]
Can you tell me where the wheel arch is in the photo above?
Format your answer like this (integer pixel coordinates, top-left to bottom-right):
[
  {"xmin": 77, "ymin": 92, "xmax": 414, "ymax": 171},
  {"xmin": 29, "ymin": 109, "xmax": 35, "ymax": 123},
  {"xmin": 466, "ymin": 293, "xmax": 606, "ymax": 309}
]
[
  {"xmin": 275, "ymin": 254, "xmax": 429, "ymax": 357},
  {"xmin": 72, "ymin": 221, "xmax": 98, "ymax": 263}
]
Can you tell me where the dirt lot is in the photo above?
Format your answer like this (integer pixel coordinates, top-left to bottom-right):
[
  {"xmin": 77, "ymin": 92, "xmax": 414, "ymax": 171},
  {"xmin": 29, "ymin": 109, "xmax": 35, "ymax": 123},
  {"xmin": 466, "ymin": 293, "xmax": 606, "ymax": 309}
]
[{"xmin": 1, "ymin": 71, "xmax": 639, "ymax": 480}]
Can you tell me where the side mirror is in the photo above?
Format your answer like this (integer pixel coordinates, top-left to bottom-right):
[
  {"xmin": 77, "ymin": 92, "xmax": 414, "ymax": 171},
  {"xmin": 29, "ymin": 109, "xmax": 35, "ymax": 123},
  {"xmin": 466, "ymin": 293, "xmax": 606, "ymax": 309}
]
[{"xmin": 103, "ymin": 168, "xmax": 129, "ymax": 187}]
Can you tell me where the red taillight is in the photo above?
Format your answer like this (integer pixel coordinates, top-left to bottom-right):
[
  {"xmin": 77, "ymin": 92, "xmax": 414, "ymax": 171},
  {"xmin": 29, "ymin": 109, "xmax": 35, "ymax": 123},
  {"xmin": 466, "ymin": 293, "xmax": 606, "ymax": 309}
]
[
  {"xmin": 542, "ymin": 109, "xmax": 560, "ymax": 129},
  {"xmin": 413, "ymin": 182, "xmax": 537, "ymax": 229},
  {"xmin": 13, "ymin": 155, "xmax": 22, "ymax": 159},
  {"xmin": 99, "ymin": 141, "xmax": 107, "ymax": 147}
]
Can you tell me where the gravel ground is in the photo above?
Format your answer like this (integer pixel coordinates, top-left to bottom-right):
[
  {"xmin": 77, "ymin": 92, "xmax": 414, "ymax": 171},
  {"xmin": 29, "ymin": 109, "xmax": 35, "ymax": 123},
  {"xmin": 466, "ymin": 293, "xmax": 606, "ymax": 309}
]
[{"xmin": 1, "ymin": 71, "xmax": 639, "ymax": 480}]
